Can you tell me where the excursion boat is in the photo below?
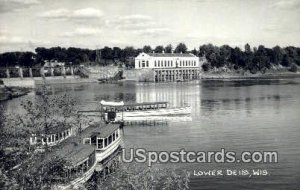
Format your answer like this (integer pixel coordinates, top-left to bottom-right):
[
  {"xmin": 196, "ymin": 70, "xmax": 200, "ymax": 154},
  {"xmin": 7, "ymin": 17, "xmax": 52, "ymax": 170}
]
[
  {"xmin": 29, "ymin": 125, "xmax": 75, "ymax": 148},
  {"xmin": 80, "ymin": 122, "xmax": 122, "ymax": 163},
  {"xmin": 100, "ymin": 100, "xmax": 191, "ymax": 122},
  {"xmin": 122, "ymin": 115, "xmax": 193, "ymax": 122},
  {"xmin": 34, "ymin": 122, "xmax": 122, "ymax": 189},
  {"xmin": 40, "ymin": 136, "xmax": 97, "ymax": 190}
]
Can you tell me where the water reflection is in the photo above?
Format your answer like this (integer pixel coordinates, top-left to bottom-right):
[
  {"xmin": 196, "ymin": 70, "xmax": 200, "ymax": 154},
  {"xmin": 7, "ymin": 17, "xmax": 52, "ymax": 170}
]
[
  {"xmin": 199, "ymin": 80, "xmax": 290, "ymax": 116},
  {"xmin": 2, "ymin": 78, "xmax": 300, "ymax": 189}
]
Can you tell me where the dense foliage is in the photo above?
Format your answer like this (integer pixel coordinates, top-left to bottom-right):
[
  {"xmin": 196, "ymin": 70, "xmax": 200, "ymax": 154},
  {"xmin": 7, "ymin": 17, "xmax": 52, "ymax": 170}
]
[
  {"xmin": 87, "ymin": 163, "xmax": 190, "ymax": 190},
  {"xmin": 0, "ymin": 86, "xmax": 79, "ymax": 189},
  {"xmin": 0, "ymin": 43, "xmax": 299, "ymax": 72},
  {"xmin": 199, "ymin": 44, "xmax": 300, "ymax": 73}
]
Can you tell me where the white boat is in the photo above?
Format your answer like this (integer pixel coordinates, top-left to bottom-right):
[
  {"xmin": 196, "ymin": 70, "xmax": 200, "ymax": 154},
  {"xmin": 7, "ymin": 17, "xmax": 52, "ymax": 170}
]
[
  {"xmin": 117, "ymin": 106, "xmax": 191, "ymax": 117},
  {"xmin": 100, "ymin": 100, "xmax": 191, "ymax": 122},
  {"xmin": 42, "ymin": 137, "xmax": 98, "ymax": 190},
  {"xmin": 80, "ymin": 123, "xmax": 122, "ymax": 163},
  {"xmin": 55, "ymin": 159, "xmax": 97, "ymax": 190},
  {"xmin": 119, "ymin": 115, "xmax": 193, "ymax": 122},
  {"xmin": 42, "ymin": 122, "xmax": 123, "ymax": 190}
]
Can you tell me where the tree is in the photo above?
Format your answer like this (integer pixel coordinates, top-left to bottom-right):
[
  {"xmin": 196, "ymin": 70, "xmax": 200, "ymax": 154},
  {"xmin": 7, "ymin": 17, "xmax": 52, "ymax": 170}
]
[
  {"xmin": 142, "ymin": 45, "xmax": 152, "ymax": 53},
  {"xmin": 165, "ymin": 44, "xmax": 173, "ymax": 53},
  {"xmin": 175, "ymin": 43, "xmax": 187, "ymax": 53},
  {"xmin": 244, "ymin": 43, "xmax": 251, "ymax": 54},
  {"xmin": 112, "ymin": 47, "xmax": 122, "ymax": 59},
  {"xmin": 19, "ymin": 52, "xmax": 35, "ymax": 67},
  {"xmin": 154, "ymin": 45, "xmax": 164, "ymax": 53},
  {"xmin": 191, "ymin": 48, "xmax": 198, "ymax": 56},
  {"xmin": 289, "ymin": 63, "xmax": 297, "ymax": 72},
  {"xmin": 102, "ymin": 46, "xmax": 114, "ymax": 60},
  {"xmin": 281, "ymin": 54, "xmax": 291, "ymax": 67},
  {"xmin": 272, "ymin": 46, "xmax": 284, "ymax": 65},
  {"xmin": 0, "ymin": 52, "xmax": 18, "ymax": 67}
]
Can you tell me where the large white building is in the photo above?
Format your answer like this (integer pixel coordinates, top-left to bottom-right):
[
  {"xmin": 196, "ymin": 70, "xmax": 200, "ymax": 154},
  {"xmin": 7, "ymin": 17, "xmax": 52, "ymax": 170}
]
[
  {"xmin": 135, "ymin": 51, "xmax": 200, "ymax": 69},
  {"xmin": 134, "ymin": 51, "xmax": 201, "ymax": 82}
]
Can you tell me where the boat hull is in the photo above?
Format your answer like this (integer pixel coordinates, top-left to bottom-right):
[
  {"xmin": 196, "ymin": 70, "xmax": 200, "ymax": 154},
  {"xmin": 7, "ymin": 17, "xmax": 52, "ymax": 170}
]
[
  {"xmin": 116, "ymin": 106, "xmax": 191, "ymax": 120},
  {"xmin": 95, "ymin": 137, "xmax": 122, "ymax": 163},
  {"xmin": 53, "ymin": 159, "xmax": 97, "ymax": 190}
]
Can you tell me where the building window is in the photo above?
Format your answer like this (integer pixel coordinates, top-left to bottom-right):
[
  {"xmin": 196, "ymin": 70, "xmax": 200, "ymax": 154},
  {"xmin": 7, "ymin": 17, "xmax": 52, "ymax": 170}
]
[
  {"xmin": 142, "ymin": 60, "xmax": 145, "ymax": 67},
  {"xmin": 97, "ymin": 138, "xmax": 103, "ymax": 149},
  {"xmin": 139, "ymin": 61, "xmax": 141, "ymax": 68},
  {"xmin": 84, "ymin": 138, "xmax": 91, "ymax": 144},
  {"xmin": 158, "ymin": 60, "xmax": 160, "ymax": 67},
  {"xmin": 154, "ymin": 61, "xmax": 156, "ymax": 67},
  {"xmin": 146, "ymin": 61, "xmax": 149, "ymax": 67}
]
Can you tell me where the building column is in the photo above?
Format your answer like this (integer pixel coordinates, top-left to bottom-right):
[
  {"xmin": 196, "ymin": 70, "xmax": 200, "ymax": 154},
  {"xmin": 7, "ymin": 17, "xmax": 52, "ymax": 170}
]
[
  {"xmin": 70, "ymin": 66, "xmax": 74, "ymax": 76},
  {"xmin": 19, "ymin": 67, "xmax": 23, "ymax": 79},
  {"xmin": 29, "ymin": 68, "xmax": 33, "ymax": 78},
  {"xmin": 40, "ymin": 67, "xmax": 45, "ymax": 78},
  {"xmin": 6, "ymin": 68, "xmax": 10, "ymax": 78},
  {"xmin": 61, "ymin": 66, "xmax": 66, "ymax": 78},
  {"xmin": 50, "ymin": 67, "xmax": 54, "ymax": 77}
]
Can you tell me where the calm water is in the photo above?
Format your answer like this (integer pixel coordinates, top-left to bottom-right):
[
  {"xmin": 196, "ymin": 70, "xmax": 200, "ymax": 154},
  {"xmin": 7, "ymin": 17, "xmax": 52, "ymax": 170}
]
[{"xmin": 3, "ymin": 79, "xmax": 300, "ymax": 189}]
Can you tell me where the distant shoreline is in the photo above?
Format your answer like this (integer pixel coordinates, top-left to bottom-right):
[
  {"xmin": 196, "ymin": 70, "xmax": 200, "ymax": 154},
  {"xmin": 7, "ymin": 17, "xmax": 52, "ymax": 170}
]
[{"xmin": 200, "ymin": 72, "xmax": 300, "ymax": 80}]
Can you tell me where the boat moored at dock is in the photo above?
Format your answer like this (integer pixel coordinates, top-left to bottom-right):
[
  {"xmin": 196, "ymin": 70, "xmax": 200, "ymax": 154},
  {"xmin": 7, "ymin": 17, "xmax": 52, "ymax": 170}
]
[
  {"xmin": 80, "ymin": 123, "xmax": 122, "ymax": 163},
  {"xmin": 39, "ymin": 137, "xmax": 97, "ymax": 190},
  {"xmin": 30, "ymin": 121, "xmax": 123, "ymax": 189},
  {"xmin": 100, "ymin": 100, "xmax": 191, "ymax": 122},
  {"xmin": 30, "ymin": 125, "xmax": 75, "ymax": 149}
]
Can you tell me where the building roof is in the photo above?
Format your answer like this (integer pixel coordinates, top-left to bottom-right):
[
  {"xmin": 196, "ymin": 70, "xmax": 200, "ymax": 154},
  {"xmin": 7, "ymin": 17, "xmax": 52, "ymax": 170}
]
[
  {"xmin": 102, "ymin": 101, "xmax": 168, "ymax": 107},
  {"xmin": 38, "ymin": 136, "xmax": 94, "ymax": 168},
  {"xmin": 54, "ymin": 137, "xmax": 94, "ymax": 166},
  {"xmin": 146, "ymin": 53, "xmax": 196, "ymax": 57},
  {"xmin": 80, "ymin": 122, "xmax": 120, "ymax": 139},
  {"xmin": 124, "ymin": 101, "xmax": 168, "ymax": 106},
  {"xmin": 46, "ymin": 124, "xmax": 71, "ymax": 135}
]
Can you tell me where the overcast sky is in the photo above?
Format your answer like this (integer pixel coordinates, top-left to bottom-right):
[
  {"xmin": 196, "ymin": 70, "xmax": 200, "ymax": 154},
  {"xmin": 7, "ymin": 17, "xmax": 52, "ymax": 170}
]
[{"xmin": 0, "ymin": 0, "xmax": 300, "ymax": 52}]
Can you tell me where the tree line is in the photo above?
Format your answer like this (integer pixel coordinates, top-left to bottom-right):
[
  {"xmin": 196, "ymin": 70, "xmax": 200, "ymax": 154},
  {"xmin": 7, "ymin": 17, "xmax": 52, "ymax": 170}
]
[
  {"xmin": 199, "ymin": 43, "xmax": 300, "ymax": 73},
  {"xmin": 0, "ymin": 43, "xmax": 299, "ymax": 72},
  {"xmin": 0, "ymin": 43, "xmax": 188, "ymax": 68}
]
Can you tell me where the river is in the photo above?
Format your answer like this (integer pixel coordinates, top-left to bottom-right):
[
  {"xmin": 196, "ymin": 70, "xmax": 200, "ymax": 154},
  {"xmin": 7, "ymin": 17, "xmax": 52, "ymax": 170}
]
[{"xmin": 2, "ymin": 79, "xmax": 300, "ymax": 189}]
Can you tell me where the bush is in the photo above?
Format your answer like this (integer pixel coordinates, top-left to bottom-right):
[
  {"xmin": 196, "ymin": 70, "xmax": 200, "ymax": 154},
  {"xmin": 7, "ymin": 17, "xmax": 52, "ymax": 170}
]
[
  {"xmin": 289, "ymin": 64, "xmax": 297, "ymax": 72},
  {"xmin": 202, "ymin": 63, "xmax": 210, "ymax": 71}
]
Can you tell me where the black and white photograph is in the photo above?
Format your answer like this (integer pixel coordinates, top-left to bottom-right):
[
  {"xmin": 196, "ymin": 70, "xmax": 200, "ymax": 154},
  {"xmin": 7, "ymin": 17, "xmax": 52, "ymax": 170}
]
[{"xmin": 0, "ymin": 0, "xmax": 300, "ymax": 189}]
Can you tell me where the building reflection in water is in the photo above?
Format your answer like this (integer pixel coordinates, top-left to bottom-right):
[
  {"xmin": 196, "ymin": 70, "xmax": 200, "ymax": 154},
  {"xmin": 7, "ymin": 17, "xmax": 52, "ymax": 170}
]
[{"xmin": 134, "ymin": 82, "xmax": 201, "ymax": 117}]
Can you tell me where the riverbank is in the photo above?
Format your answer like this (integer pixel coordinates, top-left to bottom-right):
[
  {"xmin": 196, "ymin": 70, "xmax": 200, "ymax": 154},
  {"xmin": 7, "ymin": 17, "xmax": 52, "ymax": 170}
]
[
  {"xmin": 201, "ymin": 72, "xmax": 300, "ymax": 79},
  {"xmin": 201, "ymin": 68, "xmax": 300, "ymax": 79},
  {"xmin": 1, "ymin": 76, "xmax": 98, "ymax": 88},
  {"xmin": 0, "ymin": 85, "xmax": 30, "ymax": 101}
]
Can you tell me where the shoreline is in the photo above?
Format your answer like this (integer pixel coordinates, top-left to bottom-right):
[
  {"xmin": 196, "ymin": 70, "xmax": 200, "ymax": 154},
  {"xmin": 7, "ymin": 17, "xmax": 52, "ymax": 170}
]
[
  {"xmin": 200, "ymin": 72, "xmax": 300, "ymax": 80},
  {"xmin": 0, "ymin": 85, "xmax": 30, "ymax": 102}
]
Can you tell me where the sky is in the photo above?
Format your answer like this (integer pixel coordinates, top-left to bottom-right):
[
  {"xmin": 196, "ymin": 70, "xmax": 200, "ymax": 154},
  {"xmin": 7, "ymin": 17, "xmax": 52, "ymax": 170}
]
[{"xmin": 0, "ymin": 0, "xmax": 300, "ymax": 52}]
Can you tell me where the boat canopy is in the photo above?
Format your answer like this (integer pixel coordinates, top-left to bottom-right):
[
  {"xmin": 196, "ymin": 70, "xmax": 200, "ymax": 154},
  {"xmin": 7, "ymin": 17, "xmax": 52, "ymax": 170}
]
[
  {"xmin": 80, "ymin": 122, "xmax": 120, "ymax": 138},
  {"xmin": 100, "ymin": 100, "xmax": 124, "ymax": 106}
]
